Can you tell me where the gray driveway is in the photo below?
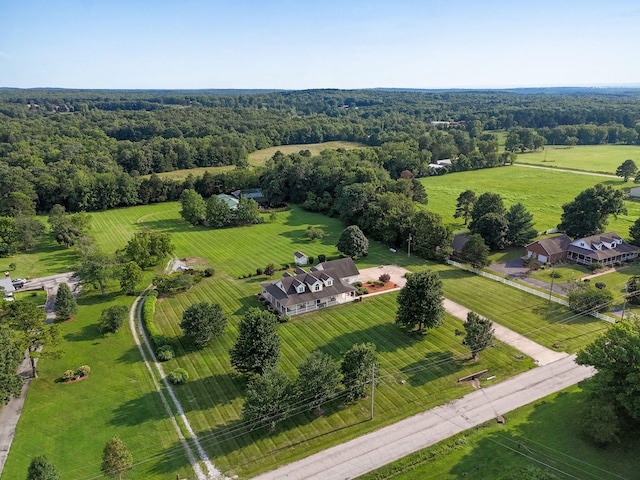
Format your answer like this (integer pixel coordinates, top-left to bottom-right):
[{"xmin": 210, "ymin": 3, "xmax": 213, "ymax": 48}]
[{"xmin": 487, "ymin": 258, "xmax": 572, "ymax": 294}]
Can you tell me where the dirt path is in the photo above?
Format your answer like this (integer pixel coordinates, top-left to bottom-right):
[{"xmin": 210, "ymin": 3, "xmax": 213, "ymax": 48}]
[
  {"xmin": 129, "ymin": 293, "xmax": 220, "ymax": 480},
  {"xmin": 514, "ymin": 163, "xmax": 618, "ymax": 178}
]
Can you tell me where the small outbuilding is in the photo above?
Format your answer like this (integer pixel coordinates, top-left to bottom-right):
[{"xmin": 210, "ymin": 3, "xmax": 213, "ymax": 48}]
[
  {"xmin": 629, "ymin": 186, "xmax": 640, "ymax": 198},
  {"xmin": 293, "ymin": 251, "xmax": 308, "ymax": 266},
  {"xmin": 0, "ymin": 276, "xmax": 16, "ymax": 300}
]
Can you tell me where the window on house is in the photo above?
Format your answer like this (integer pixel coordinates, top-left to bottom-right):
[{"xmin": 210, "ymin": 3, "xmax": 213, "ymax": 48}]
[
  {"xmin": 326, "ymin": 279, "xmax": 333, "ymax": 286},
  {"xmin": 297, "ymin": 285, "xmax": 305, "ymax": 293},
  {"xmin": 314, "ymin": 284, "xmax": 320, "ymax": 291}
]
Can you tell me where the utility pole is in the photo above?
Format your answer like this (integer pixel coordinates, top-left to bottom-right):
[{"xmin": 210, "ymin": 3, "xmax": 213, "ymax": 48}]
[
  {"xmin": 407, "ymin": 233, "xmax": 412, "ymax": 258},
  {"xmin": 370, "ymin": 362, "xmax": 375, "ymax": 420},
  {"xmin": 622, "ymin": 283, "xmax": 628, "ymax": 321},
  {"xmin": 548, "ymin": 269, "xmax": 555, "ymax": 303}
]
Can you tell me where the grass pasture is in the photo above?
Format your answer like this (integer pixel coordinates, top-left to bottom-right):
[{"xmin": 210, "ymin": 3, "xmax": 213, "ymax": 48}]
[
  {"xmin": 1, "ymin": 288, "xmax": 191, "ymax": 480},
  {"xmin": 153, "ymin": 281, "xmax": 534, "ymax": 477},
  {"xmin": 516, "ymin": 144, "xmax": 640, "ymax": 174},
  {"xmin": 145, "ymin": 141, "xmax": 368, "ymax": 180},
  {"xmin": 421, "ymin": 166, "xmax": 640, "ymax": 234},
  {"xmin": 359, "ymin": 385, "xmax": 640, "ymax": 480}
]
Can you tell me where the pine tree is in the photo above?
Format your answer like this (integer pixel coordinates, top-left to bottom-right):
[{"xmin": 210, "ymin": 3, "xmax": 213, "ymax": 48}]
[
  {"xmin": 54, "ymin": 283, "xmax": 76, "ymax": 321},
  {"xmin": 463, "ymin": 311, "xmax": 494, "ymax": 359},
  {"xmin": 27, "ymin": 455, "xmax": 61, "ymax": 480}
]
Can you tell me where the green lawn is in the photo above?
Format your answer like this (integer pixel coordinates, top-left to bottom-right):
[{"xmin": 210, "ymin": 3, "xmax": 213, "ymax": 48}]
[
  {"xmin": 358, "ymin": 385, "xmax": 640, "ymax": 480},
  {"xmin": 431, "ymin": 265, "xmax": 610, "ymax": 354},
  {"xmin": 1, "ymin": 287, "xmax": 191, "ymax": 480},
  {"xmin": 421, "ymin": 166, "xmax": 640, "ymax": 234},
  {"xmin": 12, "ymin": 289, "xmax": 47, "ymax": 307},
  {"xmin": 582, "ymin": 263, "xmax": 640, "ymax": 314},
  {"xmin": 516, "ymin": 144, "xmax": 640, "ymax": 174},
  {"xmin": 154, "ymin": 282, "xmax": 534, "ymax": 478},
  {"xmin": 0, "ymin": 234, "xmax": 79, "ymax": 279},
  {"xmin": 528, "ymin": 263, "xmax": 590, "ymax": 285}
]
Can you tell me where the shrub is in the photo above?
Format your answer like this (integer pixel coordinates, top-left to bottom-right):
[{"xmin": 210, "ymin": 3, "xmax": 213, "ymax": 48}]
[
  {"xmin": 317, "ymin": 254, "xmax": 326, "ymax": 263},
  {"xmin": 352, "ymin": 281, "xmax": 363, "ymax": 287},
  {"xmin": 264, "ymin": 263, "xmax": 276, "ymax": 276},
  {"xmin": 373, "ymin": 280, "xmax": 385, "ymax": 287},
  {"xmin": 62, "ymin": 370, "xmax": 75, "ymax": 382},
  {"xmin": 379, "ymin": 273, "xmax": 391, "ymax": 283},
  {"xmin": 156, "ymin": 344, "xmax": 175, "ymax": 361},
  {"xmin": 278, "ymin": 314, "xmax": 291, "ymax": 324},
  {"xmin": 595, "ymin": 282, "xmax": 607, "ymax": 289},
  {"xmin": 583, "ymin": 278, "xmax": 591, "ymax": 283},
  {"xmin": 256, "ymin": 267, "xmax": 264, "ymax": 275},
  {"xmin": 356, "ymin": 287, "xmax": 369, "ymax": 295},
  {"xmin": 550, "ymin": 271, "xmax": 562, "ymax": 279},
  {"xmin": 203, "ymin": 268, "xmax": 215, "ymax": 277},
  {"xmin": 168, "ymin": 368, "xmax": 189, "ymax": 385},
  {"xmin": 143, "ymin": 293, "xmax": 166, "ymax": 349},
  {"xmin": 307, "ymin": 256, "xmax": 315, "ymax": 265},
  {"xmin": 76, "ymin": 365, "xmax": 90, "ymax": 377}
]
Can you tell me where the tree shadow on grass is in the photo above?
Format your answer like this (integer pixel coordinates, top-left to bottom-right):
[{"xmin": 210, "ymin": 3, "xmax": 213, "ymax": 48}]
[
  {"xmin": 150, "ymin": 399, "xmax": 369, "ymax": 477},
  {"xmin": 136, "ymin": 218, "xmax": 195, "ymax": 233},
  {"xmin": 232, "ymin": 294, "xmax": 264, "ymax": 317},
  {"xmin": 319, "ymin": 323, "xmax": 423, "ymax": 356},
  {"xmin": 63, "ymin": 323, "xmax": 103, "ymax": 342},
  {"xmin": 116, "ymin": 344, "xmax": 143, "ymax": 364},
  {"xmin": 400, "ymin": 351, "xmax": 464, "ymax": 387}
]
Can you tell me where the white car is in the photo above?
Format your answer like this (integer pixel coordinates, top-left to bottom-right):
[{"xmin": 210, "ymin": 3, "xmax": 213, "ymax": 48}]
[{"xmin": 11, "ymin": 278, "xmax": 27, "ymax": 288}]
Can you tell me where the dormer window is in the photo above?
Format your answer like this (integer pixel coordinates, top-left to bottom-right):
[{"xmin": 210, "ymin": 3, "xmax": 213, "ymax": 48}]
[
  {"xmin": 297, "ymin": 285, "xmax": 305, "ymax": 293},
  {"xmin": 326, "ymin": 278, "xmax": 333, "ymax": 286},
  {"xmin": 314, "ymin": 283, "xmax": 321, "ymax": 292}
]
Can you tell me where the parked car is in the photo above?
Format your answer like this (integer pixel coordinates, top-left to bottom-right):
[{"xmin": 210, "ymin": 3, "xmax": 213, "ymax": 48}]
[{"xmin": 11, "ymin": 278, "xmax": 27, "ymax": 288}]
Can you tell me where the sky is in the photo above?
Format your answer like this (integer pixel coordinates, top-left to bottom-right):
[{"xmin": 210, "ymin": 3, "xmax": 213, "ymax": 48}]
[{"xmin": 1, "ymin": 0, "xmax": 639, "ymax": 90}]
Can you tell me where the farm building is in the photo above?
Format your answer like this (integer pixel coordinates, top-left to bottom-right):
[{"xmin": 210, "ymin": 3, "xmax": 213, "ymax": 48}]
[
  {"xmin": 260, "ymin": 258, "xmax": 359, "ymax": 316},
  {"xmin": 216, "ymin": 194, "xmax": 239, "ymax": 210}
]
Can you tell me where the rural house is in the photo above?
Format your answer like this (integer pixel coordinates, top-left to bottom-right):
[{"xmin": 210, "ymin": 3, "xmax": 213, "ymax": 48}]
[
  {"xmin": 260, "ymin": 258, "xmax": 359, "ymax": 316},
  {"xmin": 566, "ymin": 232, "xmax": 639, "ymax": 266},
  {"xmin": 526, "ymin": 232, "xmax": 640, "ymax": 266},
  {"xmin": 525, "ymin": 234, "xmax": 571, "ymax": 263}
]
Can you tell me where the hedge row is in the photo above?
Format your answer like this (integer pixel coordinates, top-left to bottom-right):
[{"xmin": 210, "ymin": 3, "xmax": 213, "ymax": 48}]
[{"xmin": 142, "ymin": 291, "xmax": 166, "ymax": 349}]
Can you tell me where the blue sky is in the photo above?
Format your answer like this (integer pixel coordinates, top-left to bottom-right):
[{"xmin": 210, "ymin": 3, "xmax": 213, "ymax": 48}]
[{"xmin": 1, "ymin": 0, "xmax": 639, "ymax": 89}]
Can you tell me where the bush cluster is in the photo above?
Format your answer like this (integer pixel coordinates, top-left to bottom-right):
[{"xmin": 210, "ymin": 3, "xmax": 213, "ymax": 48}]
[
  {"xmin": 61, "ymin": 365, "xmax": 91, "ymax": 382},
  {"xmin": 168, "ymin": 368, "xmax": 189, "ymax": 385},
  {"xmin": 379, "ymin": 273, "xmax": 391, "ymax": 283}
]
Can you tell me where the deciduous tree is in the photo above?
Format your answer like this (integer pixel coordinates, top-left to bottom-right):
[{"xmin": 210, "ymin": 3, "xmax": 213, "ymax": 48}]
[
  {"xmin": 74, "ymin": 250, "xmax": 116, "ymax": 296},
  {"xmin": 179, "ymin": 189, "xmax": 206, "ymax": 225},
  {"xmin": 235, "ymin": 198, "xmax": 261, "ymax": 224},
  {"xmin": 463, "ymin": 311, "xmax": 494, "ymax": 359},
  {"xmin": 116, "ymin": 261, "xmax": 143, "ymax": 295},
  {"xmin": 101, "ymin": 435, "xmax": 133, "ymax": 480},
  {"xmin": 180, "ymin": 302, "xmax": 227, "ymax": 347},
  {"xmin": 567, "ymin": 283, "xmax": 614, "ymax": 314},
  {"xmin": 341, "ymin": 343, "xmax": 377, "ymax": 402},
  {"xmin": 336, "ymin": 225, "xmax": 369, "ymax": 257},
  {"xmin": 471, "ymin": 212, "xmax": 509, "ymax": 250},
  {"xmin": 205, "ymin": 195, "xmax": 233, "ymax": 227},
  {"xmin": 469, "ymin": 192, "xmax": 505, "ymax": 232},
  {"xmin": 460, "ymin": 234, "xmax": 490, "ymax": 268},
  {"xmin": 0, "ymin": 325, "xmax": 23, "ymax": 405},
  {"xmin": 616, "ymin": 159, "xmax": 637, "ymax": 182},
  {"xmin": 629, "ymin": 218, "xmax": 640, "ymax": 246},
  {"xmin": 558, "ymin": 184, "xmax": 626, "ymax": 238},
  {"xmin": 242, "ymin": 367, "xmax": 293, "ymax": 430},
  {"xmin": 120, "ymin": 231, "xmax": 174, "ymax": 268},
  {"xmin": 230, "ymin": 308, "xmax": 280, "ymax": 376},
  {"xmin": 98, "ymin": 305, "xmax": 129, "ymax": 334},
  {"xmin": 396, "ymin": 270, "xmax": 444, "ymax": 332},
  {"xmin": 295, "ymin": 350, "xmax": 341, "ymax": 411},
  {"xmin": 410, "ymin": 210, "xmax": 453, "ymax": 261}
]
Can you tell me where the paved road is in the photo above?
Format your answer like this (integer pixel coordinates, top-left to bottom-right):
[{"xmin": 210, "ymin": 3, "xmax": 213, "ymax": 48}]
[
  {"xmin": 18, "ymin": 272, "xmax": 80, "ymax": 322},
  {"xmin": 252, "ymin": 355, "xmax": 595, "ymax": 480},
  {"xmin": 515, "ymin": 163, "xmax": 618, "ymax": 178}
]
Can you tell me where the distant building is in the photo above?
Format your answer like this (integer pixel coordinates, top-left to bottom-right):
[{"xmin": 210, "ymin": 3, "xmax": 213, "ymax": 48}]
[
  {"xmin": 293, "ymin": 251, "xmax": 308, "ymax": 266},
  {"xmin": 216, "ymin": 194, "xmax": 239, "ymax": 210},
  {"xmin": 630, "ymin": 186, "xmax": 640, "ymax": 198},
  {"xmin": 0, "ymin": 276, "xmax": 16, "ymax": 301}
]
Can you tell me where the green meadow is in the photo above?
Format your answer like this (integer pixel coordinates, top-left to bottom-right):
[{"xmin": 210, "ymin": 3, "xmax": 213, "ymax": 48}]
[
  {"xmin": 359, "ymin": 385, "xmax": 640, "ymax": 480},
  {"xmin": 146, "ymin": 140, "xmax": 368, "ymax": 180},
  {"xmin": 516, "ymin": 144, "xmax": 640, "ymax": 174},
  {"xmin": 421, "ymin": 166, "xmax": 640, "ymax": 234}
]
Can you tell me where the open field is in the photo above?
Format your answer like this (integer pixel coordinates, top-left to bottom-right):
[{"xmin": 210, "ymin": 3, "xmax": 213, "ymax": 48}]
[
  {"xmin": 144, "ymin": 141, "xmax": 368, "ymax": 180},
  {"xmin": 1, "ymin": 202, "xmax": 613, "ymax": 479},
  {"xmin": 1, "ymin": 287, "xmax": 190, "ymax": 480},
  {"xmin": 430, "ymin": 265, "xmax": 610, "ymax": 354},
  {"xmin": 246, "ymin": 141, "xmax": 368, "ymax": 167},
  {"xmin": 0, "ymin": 234, "xmax": 79, "ymax": 280},
  {"xmin": 421, "ymin": 166, "xmax": 640, "ymax": 234},
  {"xmin": 516, "ymin": 144, "xmax": 640, "ymax": 174},
  {"xmin": 153, "ymin": 281, "xmax": 533, "ymax": 478},
  {"xmin": 358, "ymin": 385, "xmax": 640, "ymax": 480}
]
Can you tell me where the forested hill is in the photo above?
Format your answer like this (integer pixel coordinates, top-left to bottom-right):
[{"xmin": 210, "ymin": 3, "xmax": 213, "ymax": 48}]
[{"xmin": 2, "ymin": 88, "xmax": 640, "ymax": 216}]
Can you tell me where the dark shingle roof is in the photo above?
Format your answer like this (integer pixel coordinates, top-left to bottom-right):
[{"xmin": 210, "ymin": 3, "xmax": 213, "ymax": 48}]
[{"xmin": 526, "ymin": 234, "xmax": 571, "ymax": 256}]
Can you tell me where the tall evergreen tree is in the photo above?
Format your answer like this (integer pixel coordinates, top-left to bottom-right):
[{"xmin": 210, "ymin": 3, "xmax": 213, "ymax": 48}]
[
  {"xmin": 26, "ymin": 455, "xmax": 61, "ymax": 480},
  {"xmin": 453, "ymin": 189, "xmax": 476, "ymax": 225},
  {"xmin": 505, "ymin": 202, "xmax": 537, "ymax": 246},
  {"xmin": 463, "ymin": 311, "xmax": 494, "ymax": 359},
  {"xmin": 0, "ymin": 325, "xmax": 23, "ymax": 405},
  {"xmin": 54, "ymin": 282, "xmax": 77, "ymax": 321}
]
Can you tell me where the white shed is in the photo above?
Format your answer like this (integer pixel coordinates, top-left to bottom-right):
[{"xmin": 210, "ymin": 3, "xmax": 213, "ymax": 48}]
[{"xmin": 293, "ymin": 251, "xmax": 308, "ymax": 266}]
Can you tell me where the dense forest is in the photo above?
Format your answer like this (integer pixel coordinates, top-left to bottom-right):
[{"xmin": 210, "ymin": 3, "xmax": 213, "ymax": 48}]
[{"xmin": 2, "ymin": 87, "xmax": 640, "ymax": 220}]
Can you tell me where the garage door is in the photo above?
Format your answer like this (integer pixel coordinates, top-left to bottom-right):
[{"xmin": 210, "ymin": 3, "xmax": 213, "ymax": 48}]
[{"xmin": 537, "ymin": 254, "xmax": 548, "ymax": 263}]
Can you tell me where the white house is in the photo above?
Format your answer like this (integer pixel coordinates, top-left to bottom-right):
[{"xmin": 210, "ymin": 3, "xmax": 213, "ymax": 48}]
[
  {"xmin": 260, "ymin": 258, "xmax": 359, "ymax": 316},
  {"xmin": 0, "ymin": 276, "xmax": 16, "ymax": 300}
]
